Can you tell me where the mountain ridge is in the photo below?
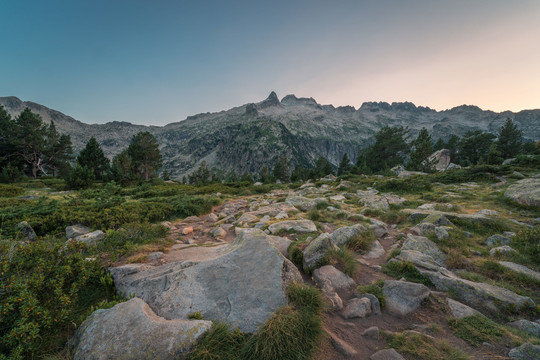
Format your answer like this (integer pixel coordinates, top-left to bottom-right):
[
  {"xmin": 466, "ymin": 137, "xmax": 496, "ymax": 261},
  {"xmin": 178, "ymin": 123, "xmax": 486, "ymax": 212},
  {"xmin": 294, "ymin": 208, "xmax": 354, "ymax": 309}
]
[{"xmin": 1, "ymin": 93, "xmax": 539, "ymax": 179}]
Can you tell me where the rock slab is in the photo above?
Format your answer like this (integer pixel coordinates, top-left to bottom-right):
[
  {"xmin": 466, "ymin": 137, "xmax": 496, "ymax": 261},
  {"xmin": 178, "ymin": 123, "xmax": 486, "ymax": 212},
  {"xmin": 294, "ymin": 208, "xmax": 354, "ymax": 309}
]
[
  {"xmin": 69, "ymin": 298, "xmax": 211, "ymax": 360},
  {"xmin": 383, "ymin": 280, "xmax": 430, "ymax": 317}
]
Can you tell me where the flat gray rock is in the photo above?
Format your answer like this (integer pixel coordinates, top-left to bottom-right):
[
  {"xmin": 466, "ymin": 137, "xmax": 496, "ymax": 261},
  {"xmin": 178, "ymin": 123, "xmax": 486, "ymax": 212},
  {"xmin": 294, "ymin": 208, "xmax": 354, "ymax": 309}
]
[
  {"xmin": 447, "ymin": 298, "xmax": 481, "ymax": 319},
  {"xmin": 383, "ymin": 280, "xmax": 430, "ymax": 317},
  {"xmin": 73, "ymin": 230, "xmax": 105, "ymax": 246},
  {"xmin": 508, "ymin": 319, "xmax": 540, "ymax": 337},
  {"xmin": 342, "ymin": 298, "xmax": 371, "ymax": 319},
  {"xmin": 110, "ymin": 229, "xmax": 302, "ymax": 333},
  {"xmin": 267, "ymin": 220, "xmax": 317, "ymax": 234},
  {"xmin": 402, "ymin": 234, "xmax": 445, "ymax": 265},
  {"xmin": 489, "ymin": 245, "xmax": 517, "ymax": 257},
  {"xmin": 499, "ymin": 261, "xmax": 540, "ymax": 281},
  {"xmin": 69, "ymin": 298, "xmax": 211, "ymax": 360},
  {"xmin": 504, "ymin": 178, "xmax": 540, "ymax": 208}
]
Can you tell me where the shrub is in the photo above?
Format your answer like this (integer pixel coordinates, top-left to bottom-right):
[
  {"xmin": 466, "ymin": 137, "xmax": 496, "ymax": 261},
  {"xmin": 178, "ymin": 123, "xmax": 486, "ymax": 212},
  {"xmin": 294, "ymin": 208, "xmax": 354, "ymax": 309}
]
[
  {"xmin": 65, "ymin": 164, "xmax": 95, "ymax": 190},
  {"xmin": 374, "ymin": 176, "xmax": 432, "ymax": 193},
  {"xmin": 0, "ymin": 184, "xmax": 24, "ymax": 198},
  {"xmin": 346, "ymin": 231, "xmax": 374, "ymax": 253},
  {"xmin": 382, "ymin": 261, "xmax": 433, "ymax": 286},
  {"xmin": 0, "ymin": 239, "xmax": 116, "ymax": 359},
  {"xmin": 98, "ymin": 222, "xmax": 169, "ymax": 258}
]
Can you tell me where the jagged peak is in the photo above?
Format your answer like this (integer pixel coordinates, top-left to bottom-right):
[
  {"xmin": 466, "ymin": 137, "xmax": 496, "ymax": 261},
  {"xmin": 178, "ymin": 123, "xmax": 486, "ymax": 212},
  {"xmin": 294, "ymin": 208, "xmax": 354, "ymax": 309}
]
[
  {"xmin": 257, "ymin": 91, "xmax": 280, "ymax": 108},
  {"xmin": 447, "ymin": 104, "xmax": 483, "ymax": 112},
  {"xmin": 281, "ymin": 94, "xmax": 319, "ymax": 107}
]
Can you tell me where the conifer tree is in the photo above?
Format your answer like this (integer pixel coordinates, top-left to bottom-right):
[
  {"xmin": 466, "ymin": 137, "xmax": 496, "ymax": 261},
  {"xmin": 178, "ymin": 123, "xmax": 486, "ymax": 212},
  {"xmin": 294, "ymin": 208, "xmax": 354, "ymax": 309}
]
[
  {"xmin": 127, "ymin": 131, "xmax": 162, "ymax": 181},
  {"xmin": 273, "ymin": 156, "xmax": 290, "ymax": 182},
  {"xmin": 77, "ymin": 137, "xmax": 110, "ymax": 180},
  {"xmin": 496, "ymin": 118, "xmax": 523, "ymax": 159},
  {"xmin": 407, "ymin": 128, "xmax": 433, "ymax": 172},
  {"xmin": 337, "ymin": 153, "xmax": 352, "ymax": 176}
]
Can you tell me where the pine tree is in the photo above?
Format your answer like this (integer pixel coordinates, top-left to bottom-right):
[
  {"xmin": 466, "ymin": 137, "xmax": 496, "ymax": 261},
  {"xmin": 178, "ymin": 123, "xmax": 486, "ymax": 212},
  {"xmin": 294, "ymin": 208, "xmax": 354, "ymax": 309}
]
[
  {"xmin": 407, "ymin": 128, "xmax": 433, "ymax": 172},
  {"xmin": 127, "ymin": 131, "xmax": 162, "ymax": 181},
  {"xmin": 337, "ymin": 153, "xmax": 352, "ymax": 176},
  {"xmin": 311, "ymin": 156, "xmax": 334, "ymax": 179},
  {"xmin": 365, "ymin": 126, "xmax": 409, "ymax": 173},
  {"xmin": 273, "ymin": 156, "xmax": 290, "ymax": 182},
  {"xmin": 496, "ymin": 118, "xmax": 523, "ymax": 159},
  {"xmin": 77, "ymin": 137, "xmax": 109, "ymax": 180},
  {"xmin": 457, "ymin": 130, "xmax": 495, "ymax": 165},
  {"xmin": 111, "ymin": 150, "xmax": 133, "ymax": 185}
]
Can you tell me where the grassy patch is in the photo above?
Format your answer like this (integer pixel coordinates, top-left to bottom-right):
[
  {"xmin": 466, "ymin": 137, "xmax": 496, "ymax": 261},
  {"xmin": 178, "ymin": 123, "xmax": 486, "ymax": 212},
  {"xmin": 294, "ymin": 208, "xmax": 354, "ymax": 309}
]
[
  {"xmin": 189, "ymin": 322, "xmax": 249, "ymax": 360},
  {"xmin": 448, "ymin": 315, "xmax": 525, "ymax": 347},
  {"xmin": 345, "ymin": 230, "xmax": 375, "ymax": 253},
  {"xmin": 374, "ymin": 176, "xmax": 433, "ymax": 193},
  {"xmin": 382, "ymin": 261, "xmax": 433, "ymax": 286},
  {"xmin": 385, "ymin": 330, "xmax": 469, "ymax": 360},
  {"xmin": 329, "ymin": 247, "xmax": 358, "ymax": 276},
  {"xmin": 511, "ymin": 227, "xmax": 540, "ymax": 267}
]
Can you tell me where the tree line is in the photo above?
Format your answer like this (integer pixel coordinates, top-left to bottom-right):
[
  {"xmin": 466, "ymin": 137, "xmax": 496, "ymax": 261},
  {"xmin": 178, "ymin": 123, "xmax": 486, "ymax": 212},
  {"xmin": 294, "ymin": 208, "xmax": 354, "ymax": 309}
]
[{"xmin": 1, "ymin": 105, "xmax": 538, "ymax": 186}]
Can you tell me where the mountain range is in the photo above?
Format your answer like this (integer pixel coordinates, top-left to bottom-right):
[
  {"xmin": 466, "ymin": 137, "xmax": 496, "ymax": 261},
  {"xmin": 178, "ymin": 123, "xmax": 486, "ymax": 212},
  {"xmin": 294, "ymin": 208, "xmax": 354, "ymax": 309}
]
[{"xmin": 1, "ymin": 93, "xmax": 539, "ymax": 179}]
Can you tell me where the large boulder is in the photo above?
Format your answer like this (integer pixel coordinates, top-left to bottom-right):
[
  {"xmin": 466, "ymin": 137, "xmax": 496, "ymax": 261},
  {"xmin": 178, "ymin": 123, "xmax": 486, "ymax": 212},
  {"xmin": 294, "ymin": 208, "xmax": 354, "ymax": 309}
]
[
  {"xmin": 330, "ymin": 224, "xmax": 366, "ymax": 247},
  {"xmin": 447, "ymin": 298, "xmax": 482, "ymax": 319},
  {"xmin": 69, "ymin": 298, "xmax": 211, "ymax": 360},
  {"xmin": 504, "ymin": 178, "xmax": 540, "ymax": 208},
  {"xmin": 383, "ymin": 280, "xmax": 430, "ymax": 317},
  {"xmin": 427, "ymin": 149, "xmax": 451, "ymax": 171},
  {"xmin": 508, "ymin": 319, "xmax": 540, "ymax": 337},
  {"xmin": 302, "ymin": 233, "xmax": 338, "ymax": 272},
  {"xmin": 110, "ymin": 229, "xmax": 302, "ymax": 333},
  {"xmin": 267, "ymin": 220, "xmax": 317, "ymax": 234},
  {"xmin": 499, "ymin": 262, "xmax": 540, "ymax": 281}
]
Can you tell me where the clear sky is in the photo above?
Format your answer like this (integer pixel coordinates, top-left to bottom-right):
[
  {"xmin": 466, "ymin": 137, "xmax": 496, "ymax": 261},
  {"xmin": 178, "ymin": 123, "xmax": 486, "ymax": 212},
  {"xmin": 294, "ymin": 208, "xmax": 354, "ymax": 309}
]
[{"xmin": 1, "ymin": 0, "xmax": 539, "ymax": 125}]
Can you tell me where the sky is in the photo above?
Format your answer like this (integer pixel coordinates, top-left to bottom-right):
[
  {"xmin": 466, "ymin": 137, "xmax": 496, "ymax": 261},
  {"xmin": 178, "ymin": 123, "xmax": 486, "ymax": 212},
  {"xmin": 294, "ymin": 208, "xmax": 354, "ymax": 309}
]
[{"xmin": 1, "ymin": 0, "xmax": 539, "ymax": 125}]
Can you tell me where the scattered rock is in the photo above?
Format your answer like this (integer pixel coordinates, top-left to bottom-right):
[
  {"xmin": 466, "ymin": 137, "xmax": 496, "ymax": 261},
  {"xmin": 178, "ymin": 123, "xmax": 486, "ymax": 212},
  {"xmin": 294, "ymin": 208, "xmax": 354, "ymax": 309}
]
[
  {"xmin": 402, "ymin": 234, "xmax": 445, "ymax": 265},
  {"xmin": 330, "ymin": 224, "xmax": 366, "ymax": 247},
  {"xmin": 499, "ymin": 261, "xmax": 540, "ymax": 281},
  {"xmin": 486, "ymin": 234, "xmax": 511, "ymax": 246},
  {"xmin": 383, "ymin": 280, "xmax": 430, "ymax": 317},
  {"xmin": 183, "ymin": 216, "xmax": 200, "ymax": 223},
  {"xmin": 422, "ymin": 212, "xmax": 452, "ymax": 226},
  {"xmin": 398, "ymin": 170, "xmax": 427, "ymax": 178},
  {"xmin": 237, "ymin": 213, "xmax": 258, "ymax": 223},
  {"xmin": 330, "ymin": 194, "xmax": 346, "ymax": 201},
  {"xmin": 489, "ymin": 245, "xmax": 517, "ymax": 257},
  {"xmin": 285, "ymin": 195, "xmax": 318, "ymax": 211},
  {"xmin": 512, "ymin": 171, "xmax": 526, "ymax": 179},
  {"xmin": 369, "ymin": 221, "xmax": 388, "ymax": 238},
  {"xmin": 182, "ymin": 227, "xmax": 194, "ymax": 235},
  {"xmin": 211, "ymin": 227, "xmax": 227, "ymax": 239},
  {"xmin": 203, "ymin": 213, "xmax": 218, "ymax": 223},
  {"xmin": 363, "ymin": 240, "xmax": 385, "ymax": 259},
  {"xmin": 266, "ymin": 235, "xmax": 291, "ymax": 257},
  {"xmin": 508, "ymin": 319, "xmax": 540, "ymax": 337},
  {"xmin": 69, "ymin": 298, "xmax": 211, "ymax": 360},
  {"xmin": 73, "ymin": 230, "xmax": 105, "ymax": 246},
  {"xmin": 362, "ymin": 326, "xmax": 379, "ymax": 339},
  {"xmin": 418, "ymin": 203, "xmax": 436, "ymax": 210},
  {"xmin": 508, "ymin": 343, "xmax": 540, "ymax": 360},
  {"xmin": 427, "ymin": 149, "xmax": 451, "ymax": 171},
  {"xmin": 267, "ymin": 220, "xmax": 317, "ymax": 234},
  {"xmin": 313, "ymin": 265, "xmax": 356, "ymax": 292},
  {"xmin": 66, "ymin": 224, "xmax": 91, "ymax": 239},
  {"xmin": 303, "ymin": 233, "xmax": 338, "ymax": 271},
  {"xmin": 357, "ymin": 293, "xmax": 381, "ymax": 315},
  {"xmin": 504, "ymin": 178, "xmax": 540, "ymax": 208},
  {"xmin": 327, "ymin": 328, "xmax": 358, "ymax": 357},
  {"xmin": 370, "ymin": 348, "xmax": 406, "ymax": 360},
  {"xmin": 478, "ymin": 209, "xmax": 499, "ymax": 216},
  {"xmin": 434, "ymin": 227, "xmax": 449, "ymax": 240},
  {"xmin": 17, "ymin": 221, "xmax": 37, "ymax": 241},
  {"xmin": 342, "ymin": 298, "xmax": 371, "ymax": 319},
  {"xmin": 447, "ymin": 298, "xmax": 481, "ymax": 319}
]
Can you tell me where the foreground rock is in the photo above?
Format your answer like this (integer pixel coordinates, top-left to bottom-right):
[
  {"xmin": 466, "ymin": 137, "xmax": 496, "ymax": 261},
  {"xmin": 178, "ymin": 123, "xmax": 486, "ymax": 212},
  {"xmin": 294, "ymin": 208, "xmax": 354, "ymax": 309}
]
[
  {"xmin": 17, "ymin": 221, "xmax": 37, "ymax": 241},
  {"xmin": 383, "ymin": 280, "xmax": 430, "ymax": 317},
  {"xmin": 370, "ymin": 348, "xmax": 406, "ymax": 360},
  {"xmin": 302, "ymin": 233, "xmax": 338, "ymax": 272},
  {"xmin": 69, "ymin": 298, "xmax": 211, "ymax": 360},
  {"xmin": 330, "ymin": 224, "xmax": 366, "ymax": 247},
  {"xmin": 504, "ymin": 178, "xmax": 540, "ymax": 208},
  {"xmin": 313, "ymin": 265, "xmax": 355, "ymax": 292},
  {"xmin": 508, "ymin": 319, "xmax": 540, "ymax": 337},
  {"xmin": 499, "ymin": 261, "xmax": 540, "ymax": 281},
  {"xmin": 66, "ymin": 224, "xmax": 91, "ymax": 239},
  {"xmin": 110, "ymin": 229, "xmax": 301, "ymax": 332},
  {"xmin": 447, "ymin": 298, "xmax": 481, "ymax": 319}
]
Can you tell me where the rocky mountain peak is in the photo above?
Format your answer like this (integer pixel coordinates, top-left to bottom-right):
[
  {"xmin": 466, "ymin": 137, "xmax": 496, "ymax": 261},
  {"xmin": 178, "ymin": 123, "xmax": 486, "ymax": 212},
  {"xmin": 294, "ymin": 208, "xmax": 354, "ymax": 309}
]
[
  {"xmin": 281, "ymin": 94, "xmax": 319, "ymax": 107},
  {"xmin": 258, "ymin": 91, "xmax": 280, "ymax": 108}
]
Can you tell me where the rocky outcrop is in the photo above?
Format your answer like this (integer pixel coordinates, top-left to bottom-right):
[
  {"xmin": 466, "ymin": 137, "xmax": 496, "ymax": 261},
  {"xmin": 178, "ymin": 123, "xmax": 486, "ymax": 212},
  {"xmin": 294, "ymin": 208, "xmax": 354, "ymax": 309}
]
[
  {"xmin": 17, "ymin": 221, "xmax": 36, "ymax": 241},
  {"xmin": 302, "ymin": 233, "xmax": 338, "ymax": 271},
  {"xmin": 504, "ymin": 178, "xmax": 540, "ymax": 208},
  {"xmin": 267, "ymin": 220, "xmax": 317, "ymax": 234},
  {"xmin": 330, "ymin": 224, "xmax": 366, "ymax": 247},
  {"xmin": 110, "ymin": 229, "xmax": 302, "ymax": 333},
  {"xmin": 66, "ymin": 224, "xmax": 91, "ymax": 239},
  {"xmin": 508, "ymin": 343, "xmax": 540, "ymax": 360},
  {"xmin": 427, "ymin": 149, "xmax": 451, "ymax": 171},
  {"xmin": 69, "ymin": 298, "xmax": 211, "ymax": 360}
]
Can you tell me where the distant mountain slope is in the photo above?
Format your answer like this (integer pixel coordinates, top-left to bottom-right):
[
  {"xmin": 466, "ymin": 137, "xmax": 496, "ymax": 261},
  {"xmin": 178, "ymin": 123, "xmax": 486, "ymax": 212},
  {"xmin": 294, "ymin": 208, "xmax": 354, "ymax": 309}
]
[{"xmin": 1, "ymin": 93, "xmax": 539, "ymax": 179}]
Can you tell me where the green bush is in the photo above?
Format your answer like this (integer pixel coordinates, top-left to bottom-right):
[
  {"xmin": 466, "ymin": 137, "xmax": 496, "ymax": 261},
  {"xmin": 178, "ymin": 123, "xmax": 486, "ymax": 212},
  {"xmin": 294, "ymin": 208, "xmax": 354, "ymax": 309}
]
[
  {"xmin": 382, "ymin": 261, "xmax": 433, "ymax": 286},
  {"xmin": 0, "ymin": 184, "xmax": 24, "ymax": 198},
  {"xmin": 375, "ymin": 176, "xmax": 432, "ymax": 193},
  {"xmin": 98, "ymin": 222, "xmax": 169, "ymax": 258},
  {"xmin": 0, "ymin": 239, "xmax": 116, "ymax": 359},
  {"xmin": 429, "ymin": 165, "xmax": 505, "ymax": 184},
  {"xmin": 65, "ymin": 164, "xmax": 95, "ymax": 190}
]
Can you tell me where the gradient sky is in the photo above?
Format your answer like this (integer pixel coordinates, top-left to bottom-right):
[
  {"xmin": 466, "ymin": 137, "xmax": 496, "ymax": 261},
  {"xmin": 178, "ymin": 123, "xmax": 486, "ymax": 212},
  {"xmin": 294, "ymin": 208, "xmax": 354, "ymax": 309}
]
[{"xmin": 1, "ymin": 0, "xmax": 539, "ymax": 125}]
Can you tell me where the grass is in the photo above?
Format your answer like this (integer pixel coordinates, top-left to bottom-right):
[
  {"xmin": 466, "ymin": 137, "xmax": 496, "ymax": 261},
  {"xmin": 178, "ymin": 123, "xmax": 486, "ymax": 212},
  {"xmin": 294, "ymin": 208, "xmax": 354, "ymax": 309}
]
[
  {"xmin": 448, "ymin": 314, "xmax": 531, "ymax": 347},
  {"xmin": 357, "ymin": 280, "xmax": 386, "ymax": 307},
  {"xmin": 189, "ymin": 284, "xmax": 324, "ymax": 360},
  {"xmin": 382, "ymin": 260, "xmax": 434, "ymax": 286},
  {"xmin": 345, "ymin": 230, "xmax": 375, "ymax": 253},
  {"xmin": 329, "ymin": 247, "xmax": 358, "ymax": 276},
  {"xmin": 385, "ymin": 330, "xmax": 469, "ymax": 360}
]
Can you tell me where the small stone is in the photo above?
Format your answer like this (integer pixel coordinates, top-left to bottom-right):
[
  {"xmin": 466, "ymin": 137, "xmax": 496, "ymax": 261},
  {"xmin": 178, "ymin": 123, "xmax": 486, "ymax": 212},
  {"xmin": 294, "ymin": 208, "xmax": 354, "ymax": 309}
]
[
  {"xmin": 489, "ymin": 245, "xmax": 517, "ymax": 257},
  {"xmin": 147, "ymin": 252, "xmax": 164, "ymax": 262},
  {"xmin": 182, "ymin": 227, "xmax": 194, "ymax": 235},
  {"xmin": 203, "ymin": 213, "xmax": 218, "ymax": 223},
  {"xmin": 362, "ymin": 326, "xmax": 379, "ymax": 340},
  {"xmin": 358, "ymin": 293, "xmax": 381, "ymax": 315},
  {"xmin": 66, "ymin": 224, "xmax": 92, "ymax": 239},
  {"xmin": 447, "ymin": 298, "xmax": 481, "ymax": 319},
  {"xmin": 508, "ymin": 343, "xmax": 540, "ymax": 360},
  {"xmin": 435, "ymin": 227, "xmax": 449, "ymax": 240},
  {"xmin": 342, "ymin": 298, "xmax": 372, "ymax": 319},
  {"xmin": 370, "ymin": 348, "xmax": 406, "ymax": 360},
  {"xmin": 486, "ymin": 234, "xmax": 511, "ymax": 246}
]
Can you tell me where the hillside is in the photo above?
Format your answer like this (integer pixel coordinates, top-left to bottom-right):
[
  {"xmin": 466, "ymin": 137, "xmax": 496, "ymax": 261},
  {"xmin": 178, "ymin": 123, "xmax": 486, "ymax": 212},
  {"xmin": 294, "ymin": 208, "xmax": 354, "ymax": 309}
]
[{"xmin": 1, "ymin": 93, "xmax": 539, "ymax": 179}]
